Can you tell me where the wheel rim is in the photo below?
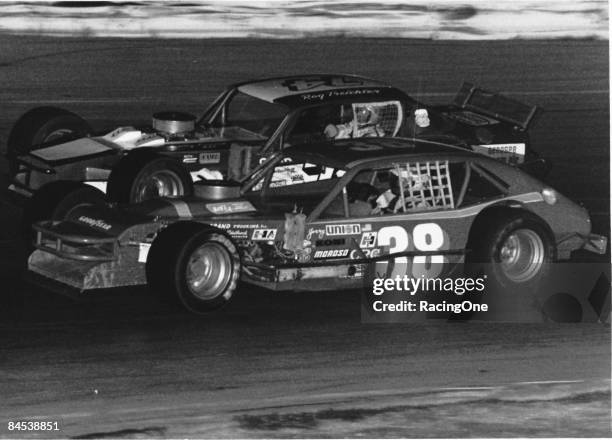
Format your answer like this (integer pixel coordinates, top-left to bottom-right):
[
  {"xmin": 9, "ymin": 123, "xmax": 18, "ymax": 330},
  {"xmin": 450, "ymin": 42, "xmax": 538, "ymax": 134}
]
[
  {"xmin": 135, "ymin": 170, "xmax": 184, "ymax": 201},
  {"xmin": 42, "ymin": 128, "xmax": 75, "ymax": 143},
  {"xmin": 498, "ymin": 228, "xmax": 545, "ymax": 283},
  {"xmin": 185, "ymin": 242, "xmax": 232, "ymax": 300}
]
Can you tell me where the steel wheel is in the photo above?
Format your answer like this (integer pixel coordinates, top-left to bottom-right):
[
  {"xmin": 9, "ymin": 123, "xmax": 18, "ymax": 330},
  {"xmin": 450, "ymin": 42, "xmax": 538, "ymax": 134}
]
[
  {"xmin": 498, "ymin": 228, "xmax": 545, "ymax": 283},
  {"xmin": 185, "ymin": 242, "xmax": 233, "ymax": 300},
  {"xmin": 135, "ymin": 169, "xmax": 185, "ymax": 201}
]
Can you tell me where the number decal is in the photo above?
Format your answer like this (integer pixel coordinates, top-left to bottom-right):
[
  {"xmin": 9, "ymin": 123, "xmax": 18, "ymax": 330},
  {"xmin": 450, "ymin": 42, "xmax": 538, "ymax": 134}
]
[
  {"xmin": 376, "ymin": 226, "xmax": 409, "ymax": 279},
  {"xmin": 375, "ymin": 223, "xmax": 447, "ymax": 278},
  {"xmin": 412, "ymin": 223, "xmax": 446, "ymax": 278}
]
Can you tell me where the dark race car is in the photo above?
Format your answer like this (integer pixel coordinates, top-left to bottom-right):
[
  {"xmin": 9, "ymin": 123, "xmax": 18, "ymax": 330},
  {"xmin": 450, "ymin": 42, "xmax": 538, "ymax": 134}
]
[
  {"xmin": 7, "ymin": 74, "xmax": 547, "ymax": 225},
  {"xmin": 28, "ymin": 137, "xmax": 604, "ymax": 315}
]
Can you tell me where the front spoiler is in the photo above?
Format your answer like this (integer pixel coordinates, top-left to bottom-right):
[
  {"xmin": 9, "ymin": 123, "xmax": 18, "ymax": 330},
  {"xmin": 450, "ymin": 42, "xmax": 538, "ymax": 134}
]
[{"xmin": 28, "ymin": 249, "xmax": 146, "ymax": 291}]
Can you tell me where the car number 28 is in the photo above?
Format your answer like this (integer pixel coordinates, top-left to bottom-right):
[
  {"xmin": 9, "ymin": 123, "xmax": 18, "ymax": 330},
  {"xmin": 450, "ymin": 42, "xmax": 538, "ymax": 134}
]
[{"xmin": 375, "ymin": 223, "xmax": 448, "ymax": 278}]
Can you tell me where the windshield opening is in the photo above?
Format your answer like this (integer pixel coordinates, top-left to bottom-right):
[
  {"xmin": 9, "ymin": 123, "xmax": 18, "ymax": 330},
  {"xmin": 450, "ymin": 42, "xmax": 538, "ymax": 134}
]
[
  {"xmin": 222, "ymin": 91, "xmax": 288, "ymax": 138},
  {"xmin": 242, "ymin": 156, "xmax": 346, "ymax": 215}
]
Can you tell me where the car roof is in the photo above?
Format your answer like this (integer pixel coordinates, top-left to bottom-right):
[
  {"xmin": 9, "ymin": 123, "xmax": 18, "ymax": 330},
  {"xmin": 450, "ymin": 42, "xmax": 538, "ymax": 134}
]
[
  {"xmin": 234, "ymin": 74, "xmax": 400, "ymax": 106},
  {"xmin": 282, "ymin": 137, "xmax": 480, "ymax": 170}
]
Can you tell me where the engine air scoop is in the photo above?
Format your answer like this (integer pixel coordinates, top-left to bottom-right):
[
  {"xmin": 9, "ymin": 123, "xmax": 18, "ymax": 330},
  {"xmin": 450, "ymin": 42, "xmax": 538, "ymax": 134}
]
[{"xmin": 152, "ymin": 111, "xmax": 196, "ymax": 135}]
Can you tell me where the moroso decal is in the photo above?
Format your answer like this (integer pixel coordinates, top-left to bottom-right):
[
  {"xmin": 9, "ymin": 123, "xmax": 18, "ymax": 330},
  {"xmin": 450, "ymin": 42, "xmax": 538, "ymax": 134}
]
[
  {"xmin": 326, "ymin": 224, "xmax": 361, "ymax": 236},
  {"xmin": 199, "ymin": 152, "xmax": 221, "ymax": 164},
  {"xmin": 206, "ymin": 201, "xmax": 255, "ymax": 214},
  {"xmin": 314, "ymin": 249, "xmax": 349, "ymax": 259},
  {"xmin": 252, "ymin": 229, "xmax": 277, "ymax": 241},
  {"xmin": 182, "ymin": 154, "xmax": 198, "ymax": 164}
]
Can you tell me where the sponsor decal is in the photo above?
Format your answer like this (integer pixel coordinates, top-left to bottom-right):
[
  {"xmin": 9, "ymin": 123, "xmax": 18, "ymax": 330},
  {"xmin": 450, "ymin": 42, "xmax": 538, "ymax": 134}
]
[
  {"xmin": 78, "ymin": 216, "xmax": 112, "ymax": 231},
  {"xmin": 300, "ymin": 88, "xmax": 381, "ymax": 102},
  {"xmin": 252, "ymin": 229, "xmax": 277, "ymax": 241},
  {"xmin": 325, "ymin": 224, "xmax": 361, "ymax": 236},
  {"xmin": 350, "ymin": 248, "xmax": 381, "ymax": 259},
  {"xmin": 211, "ymin": 223, "xmax": 231, "ymax": 229},
  {"xmin": 314, "ymin": 249, "xmax": 349, "ymax": 259},
  {"xmin": 199, "ymin": 152, "xmax": 221, "ymax": 164},
  {"xmin": 306, "ymin": 228, "xmax": 326, "ymax": 240},
  {"xmin": 362, "ymin": 224, "xmax": 372, "ymax": 232},
  {"xmin": 212, "ymin": 223, "xmax": 268, "ymax": 230},
  {"xmin": 206, "ymin": 201, "xmax": 256, "ymax": 214},
  {"xmin": 225, "ymin": 230, "xmax": 248, "ymax": 239},
  {"xmin": 472, "ymin": 143, "xmax": 526, "ymax": 164},
  {"xmin": 182, "ymin": 154, "xmax": 198, "ymax": 164},
  {"xmin": 360, "ymin": 232, "xmax": 378, "ymax": 248},
  {"xmin": 315, "ymin": 238, "xmax": 345, "ymax": 247}
]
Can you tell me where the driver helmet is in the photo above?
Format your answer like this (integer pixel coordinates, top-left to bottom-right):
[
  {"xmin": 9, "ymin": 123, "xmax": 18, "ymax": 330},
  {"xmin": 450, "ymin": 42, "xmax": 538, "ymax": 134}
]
[{"xmin": 355, "ymin": 104, "xmax": 379, "ymax": 125}]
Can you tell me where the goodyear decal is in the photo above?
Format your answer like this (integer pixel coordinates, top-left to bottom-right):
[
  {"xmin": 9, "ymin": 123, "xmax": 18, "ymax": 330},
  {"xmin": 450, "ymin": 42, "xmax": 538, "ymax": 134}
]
[
  {"xmin": 206, "ymin": 201, "xmax": 256, "ymax": 214},
  {"xmin": 78, "ymin": 216, "xmax": 112, "ymax": 231},
  {"xmin": 326, "ymin": 224, "xmax": 361, "ymax": 236}
]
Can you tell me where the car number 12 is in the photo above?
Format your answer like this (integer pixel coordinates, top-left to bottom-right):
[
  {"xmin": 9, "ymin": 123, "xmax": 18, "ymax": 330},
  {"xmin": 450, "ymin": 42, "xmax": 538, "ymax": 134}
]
[{"xmin": 375, "ymin": 223, "xmax": 447, "ymax": 278}]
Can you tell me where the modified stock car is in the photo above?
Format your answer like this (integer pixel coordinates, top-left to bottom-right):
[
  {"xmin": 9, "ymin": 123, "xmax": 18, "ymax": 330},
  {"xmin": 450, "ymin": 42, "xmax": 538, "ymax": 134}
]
[
  {"xmin": 7, "ymin": 74, "xmax": 547, "ymax": 224},
  {"xmin": 28, "ymin": 137, "xmax": 605, "ymax": 314}
]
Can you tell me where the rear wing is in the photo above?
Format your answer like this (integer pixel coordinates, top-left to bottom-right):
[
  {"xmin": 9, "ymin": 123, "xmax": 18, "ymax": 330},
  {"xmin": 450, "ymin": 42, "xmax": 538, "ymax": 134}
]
[{"xmin": 453, "ymin": 83, "xmax": 538, "ymax": 131}]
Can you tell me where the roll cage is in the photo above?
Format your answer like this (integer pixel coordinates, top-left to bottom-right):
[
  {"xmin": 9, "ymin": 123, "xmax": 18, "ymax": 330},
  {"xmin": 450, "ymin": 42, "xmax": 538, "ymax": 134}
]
[{"xmin": 240, "ymin": 149, "xmax": 510, "ymax": 223}]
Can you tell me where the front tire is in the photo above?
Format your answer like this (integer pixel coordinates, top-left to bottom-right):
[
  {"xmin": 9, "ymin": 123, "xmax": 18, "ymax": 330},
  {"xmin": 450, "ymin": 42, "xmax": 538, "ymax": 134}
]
[
  {"xmin": 146, "ymin": 222, "xmax": 241, "ymax": 314},
  {"xmin": 107, "ymin": 153, "xmax": 193, "ymax": 203},
  {"xmin": 22, "ymin": 181, "xmax": 107, "ymax": 239}
]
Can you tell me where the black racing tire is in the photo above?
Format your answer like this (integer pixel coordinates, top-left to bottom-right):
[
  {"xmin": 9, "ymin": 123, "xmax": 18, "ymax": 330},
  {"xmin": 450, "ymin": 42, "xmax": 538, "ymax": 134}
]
[
  {"xmin": 463, "ymin": 209, "xmax": 556, "ymax": 321},
  {"xmin": 106, "ymin": 153, "xmax": 193, "ymax": 203},
  {"xmin": 468, "ymin": 210, "xmax": 556, "ymax": 288},
  {"xmin": 146, "ymin": 222, "xmax": 241, "ymax": 314},
  {"xmin": 22, "ymin": 181, "xmax": 107, "ymax": 239},
  {"xmin": 7, "ymin": 107, "xmax": 91, "ymax": 176}
]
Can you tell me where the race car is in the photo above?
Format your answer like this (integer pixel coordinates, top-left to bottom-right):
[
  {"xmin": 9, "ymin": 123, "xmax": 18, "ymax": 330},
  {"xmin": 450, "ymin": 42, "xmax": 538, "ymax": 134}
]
[
  {"xmin": 7, "ymin": 74, "xmax": 547, "ymax": 225},
  {"xmin": 28, "ymin": 137, "xmax": 605, "ymax": 315}
]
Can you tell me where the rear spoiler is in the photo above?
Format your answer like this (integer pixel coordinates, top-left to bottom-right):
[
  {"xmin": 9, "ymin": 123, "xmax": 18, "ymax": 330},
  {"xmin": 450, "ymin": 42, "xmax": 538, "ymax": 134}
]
[{"xmin": 453, "ymin": 82, "xmax": 538, "ymax": 131}]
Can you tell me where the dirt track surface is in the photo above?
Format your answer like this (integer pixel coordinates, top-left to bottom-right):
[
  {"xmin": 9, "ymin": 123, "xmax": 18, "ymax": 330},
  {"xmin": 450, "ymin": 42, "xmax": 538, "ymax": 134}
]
[{"xmin": 0, "ymin": 36, "xmax": 610, "ymax": 438}]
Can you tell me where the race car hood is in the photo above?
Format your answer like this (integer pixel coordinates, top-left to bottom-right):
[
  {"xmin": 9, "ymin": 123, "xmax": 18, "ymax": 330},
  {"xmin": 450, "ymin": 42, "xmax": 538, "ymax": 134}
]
[
  {"xmin": 55, "ymin": 193, "xmax": 279, "ymax": 240},
  {"xmin": 25, "ymin": 125, "xmax": 265, "ymax": 165},
  {"xmin": 27, "ymin": 136, "xmax": 119, "ymax": 164}
]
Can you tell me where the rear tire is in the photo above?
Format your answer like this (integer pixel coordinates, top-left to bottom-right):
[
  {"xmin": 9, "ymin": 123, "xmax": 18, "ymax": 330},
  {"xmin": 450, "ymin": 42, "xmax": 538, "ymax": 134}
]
[
  {"xmin": 106, "ymin": 153, "xmax": 193, "ymax": 203},
  {"xmin": 465, "ymin": 209, "xmax": 556, "ymax": 320},
  {"xmin": 7, "ymin": 107, "xmax": 91, "ymax": 176},
  {"xmin": 146, "ymin": 222, "xmax": 241, "ymax": 314}
]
